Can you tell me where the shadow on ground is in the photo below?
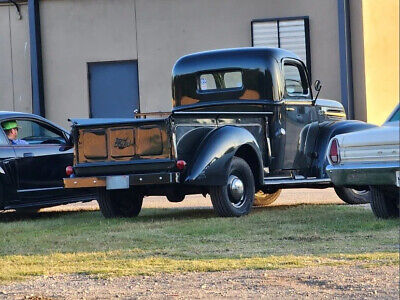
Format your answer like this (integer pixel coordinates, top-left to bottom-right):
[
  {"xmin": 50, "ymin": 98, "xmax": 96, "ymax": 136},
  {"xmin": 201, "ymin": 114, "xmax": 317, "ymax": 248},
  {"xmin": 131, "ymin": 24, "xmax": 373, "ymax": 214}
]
[{"xmin": 0, "ymin": 201, "xmax": 348, "ymax": 223}]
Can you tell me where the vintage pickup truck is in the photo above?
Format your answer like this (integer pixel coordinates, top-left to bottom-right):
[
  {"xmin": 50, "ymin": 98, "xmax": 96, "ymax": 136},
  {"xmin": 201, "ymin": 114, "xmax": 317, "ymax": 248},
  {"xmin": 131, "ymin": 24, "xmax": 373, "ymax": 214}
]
[{"xmin": 64, "ymin": 47, "xmax": 375, "ymax": 218}]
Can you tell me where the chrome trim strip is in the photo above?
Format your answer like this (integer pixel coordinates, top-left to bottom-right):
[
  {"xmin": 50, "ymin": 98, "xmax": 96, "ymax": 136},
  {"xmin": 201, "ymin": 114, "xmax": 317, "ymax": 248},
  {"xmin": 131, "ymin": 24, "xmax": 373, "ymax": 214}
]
[
  {"xmin": 284, "ymin": 100, "xmax": 313, "ymax": 106},
  {"xmin": 17, "ymin": 186, "xmax": 64, "ymax": 193},
  {"xmin": 171, "ymin": 123, "xmax": 178, "ymax": 159},
  {"xmin": 264, "ymin": 178, "xmax": 331, "ymax": 185}
]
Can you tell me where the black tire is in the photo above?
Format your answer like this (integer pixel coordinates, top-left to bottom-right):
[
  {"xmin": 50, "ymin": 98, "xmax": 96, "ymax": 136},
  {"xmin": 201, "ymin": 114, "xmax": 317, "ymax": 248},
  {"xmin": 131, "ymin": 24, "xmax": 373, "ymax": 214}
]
[
  {"xmin": 370, "ymin": 186, "xmax": 399, "ymax": 219},
  {"xmin": 97, "ymin": 188, "xmax": 143, "ymax": 218},
  {"xmin": 334, "ymin": 186, "xmax": 371, "ymax": 204},
  {"xmin": 210, "ymin": 157, "xmax": 255, "ymax": 217},
  {"xmin": 166, "ymin": 192, "xmax": 185, "ymax": 203}
]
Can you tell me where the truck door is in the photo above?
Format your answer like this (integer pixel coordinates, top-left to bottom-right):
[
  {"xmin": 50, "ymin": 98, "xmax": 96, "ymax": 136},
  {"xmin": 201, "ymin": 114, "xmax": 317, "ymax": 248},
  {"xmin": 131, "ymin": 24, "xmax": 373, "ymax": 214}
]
[{"xmin": 281, "ymin": 59, "xmax": 317, "ymax": 170}]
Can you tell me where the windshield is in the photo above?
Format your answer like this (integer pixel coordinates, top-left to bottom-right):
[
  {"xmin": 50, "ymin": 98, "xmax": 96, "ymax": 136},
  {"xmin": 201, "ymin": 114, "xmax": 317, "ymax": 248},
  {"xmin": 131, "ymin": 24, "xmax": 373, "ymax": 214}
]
[{"xmin": 386, "ymin": 105, "xmax": 400, "ymax": 123}]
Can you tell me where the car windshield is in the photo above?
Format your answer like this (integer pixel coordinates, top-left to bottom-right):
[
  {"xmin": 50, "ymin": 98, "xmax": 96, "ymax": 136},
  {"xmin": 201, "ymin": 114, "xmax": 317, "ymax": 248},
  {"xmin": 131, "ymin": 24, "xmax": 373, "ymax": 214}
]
[{"xmin": 387, "ymin": 106, "xmax": 400, "ymax": 123}]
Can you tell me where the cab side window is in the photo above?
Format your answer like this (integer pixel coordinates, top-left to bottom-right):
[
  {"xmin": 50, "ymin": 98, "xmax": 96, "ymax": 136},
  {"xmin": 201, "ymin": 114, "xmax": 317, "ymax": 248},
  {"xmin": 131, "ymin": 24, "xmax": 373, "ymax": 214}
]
[
  {"xmin": 283, "ymin": 62, "xmax": 310, "ymax": 98},
  {"xmin": 0, "ymin": 130, "xmax": 8, "ymax": 145}
]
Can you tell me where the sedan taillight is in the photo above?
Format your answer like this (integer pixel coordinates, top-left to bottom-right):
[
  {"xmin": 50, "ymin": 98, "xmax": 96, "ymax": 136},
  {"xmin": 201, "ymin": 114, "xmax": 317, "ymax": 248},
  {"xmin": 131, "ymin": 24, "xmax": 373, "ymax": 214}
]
[{"xmin": 329, "ymin": 139, "xmax": 340, "ymax": 164}]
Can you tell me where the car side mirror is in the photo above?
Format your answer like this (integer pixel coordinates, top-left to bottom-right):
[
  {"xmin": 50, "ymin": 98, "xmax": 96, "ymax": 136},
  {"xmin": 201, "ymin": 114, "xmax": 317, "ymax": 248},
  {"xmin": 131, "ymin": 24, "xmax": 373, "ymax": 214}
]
[
  {"xmin": 314, "ymin": 80, "xmax": 322, "ymax": 92},
  {"xmin": 313, "ymin": 79, "xmax": 322, "ymax": 102}
]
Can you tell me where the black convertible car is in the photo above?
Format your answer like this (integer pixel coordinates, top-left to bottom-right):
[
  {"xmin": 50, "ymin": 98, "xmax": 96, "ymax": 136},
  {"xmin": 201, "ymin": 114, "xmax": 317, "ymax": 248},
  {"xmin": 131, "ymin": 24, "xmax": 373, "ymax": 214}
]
[{"xmin": 0, "ymin": 111, "xmax": 95, "ymax": 212}]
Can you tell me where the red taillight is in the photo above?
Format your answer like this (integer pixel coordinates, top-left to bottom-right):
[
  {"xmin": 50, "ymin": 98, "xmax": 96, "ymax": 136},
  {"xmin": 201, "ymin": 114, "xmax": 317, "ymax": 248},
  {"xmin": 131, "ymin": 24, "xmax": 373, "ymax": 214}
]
[
  {"xmin": 176, "ymin": 160, "xmax": 187, "ymax": 170},
  {"xmin": 329, "ymin": 139, "xmax": 340, "ymax": 164},
  {"xmin": 66, "ymin": 166, "xmax": 74, "ymax": 176}
]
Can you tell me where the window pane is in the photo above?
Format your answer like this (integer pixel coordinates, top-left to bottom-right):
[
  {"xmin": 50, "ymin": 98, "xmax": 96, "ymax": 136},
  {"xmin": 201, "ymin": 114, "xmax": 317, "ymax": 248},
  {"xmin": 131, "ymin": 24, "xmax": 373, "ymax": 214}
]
[
  {"xmin": 252, "ymin": 21, "xmax": 279, "ymax": 47},
  {"xmin": 0, "ymin": 131, "xmax": 8, "ymax": 145},
  {"xmin": 199, "ymin": 74, "xmax": 216, "ymax": 90},
  {"xmin": 199, "ymin": 71, "xmax": 242, "ymax": 91},
  {"xmin": 224, "ymin": 71, "xmax": 242, "ymax": 88},
  {"xmin": 16, "ymin": 120, "xmax": 64, "ymax": 144},
  {"xmin": 279, "ymin": 20, "xmax": 307, "ymax": 65},
  {"xmin": 284, "ymin": 64, "xmax": 308, "ymax": 95}
]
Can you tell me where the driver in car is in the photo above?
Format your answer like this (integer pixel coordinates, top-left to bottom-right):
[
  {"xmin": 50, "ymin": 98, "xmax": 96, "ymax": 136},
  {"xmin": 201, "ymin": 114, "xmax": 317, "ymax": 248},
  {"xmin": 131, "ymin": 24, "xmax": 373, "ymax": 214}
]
[{"xmin": 2, "ymin": 120, "xmax": 28, "ymax": 145}]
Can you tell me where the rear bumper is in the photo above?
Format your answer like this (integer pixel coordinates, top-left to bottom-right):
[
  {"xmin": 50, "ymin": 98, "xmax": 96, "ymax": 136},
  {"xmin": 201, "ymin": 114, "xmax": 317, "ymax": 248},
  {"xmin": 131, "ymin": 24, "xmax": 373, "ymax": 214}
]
[
  {"xmin": 326, "ymin": 162, "xmax": 400, "ymax": 187},
  {"xmin": 73, "ymin": 159, "xmax": 176, "ymax": 177},
  {"xmin": 64, "ymin": 172, "xmax": 180, "ymax": 189}
]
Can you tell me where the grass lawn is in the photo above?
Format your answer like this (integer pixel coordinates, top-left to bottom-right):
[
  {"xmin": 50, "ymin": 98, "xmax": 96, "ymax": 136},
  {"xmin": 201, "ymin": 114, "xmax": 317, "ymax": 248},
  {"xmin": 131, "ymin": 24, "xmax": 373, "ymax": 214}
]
[{"xmin": 0, "ymin": 204, "xmax": 398, "ymax": 281}]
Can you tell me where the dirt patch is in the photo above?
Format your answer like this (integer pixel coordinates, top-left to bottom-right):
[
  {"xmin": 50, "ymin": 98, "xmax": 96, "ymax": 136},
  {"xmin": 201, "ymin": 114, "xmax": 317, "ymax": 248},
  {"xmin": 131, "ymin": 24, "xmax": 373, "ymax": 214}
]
[
  {"xmin": 0, "ymin": 265, "xmax": 397, "ymax": 299},
  {"xmin": 40, "ymin": 188, "xmax": 346, "ymax": 213}
]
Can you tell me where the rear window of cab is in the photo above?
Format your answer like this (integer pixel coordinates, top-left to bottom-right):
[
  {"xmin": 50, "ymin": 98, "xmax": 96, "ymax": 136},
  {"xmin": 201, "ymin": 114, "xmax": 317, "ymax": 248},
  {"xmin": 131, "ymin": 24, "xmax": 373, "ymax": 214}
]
[{"xmin": 198, "ymin": 71, "xmax": 243, "ymax": 91}]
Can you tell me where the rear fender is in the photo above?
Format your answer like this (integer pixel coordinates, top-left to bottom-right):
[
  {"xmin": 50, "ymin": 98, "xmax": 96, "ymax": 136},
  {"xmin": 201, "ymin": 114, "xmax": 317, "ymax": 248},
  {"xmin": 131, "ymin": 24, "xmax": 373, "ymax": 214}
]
[
  {"xmin": 184, "ymin": 126, "xmax": 263, "ymax": 186},
  {"xmin": 312, "ymin": 120, "xmax": 377, "ymax": 178}
]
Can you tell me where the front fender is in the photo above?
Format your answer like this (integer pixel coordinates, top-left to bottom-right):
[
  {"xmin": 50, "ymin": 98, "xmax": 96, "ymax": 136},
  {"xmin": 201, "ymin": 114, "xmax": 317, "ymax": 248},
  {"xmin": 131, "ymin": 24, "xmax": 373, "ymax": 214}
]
[
  {"xmin": 312, "ymin": 120, "xmax": 377, "ymax": 178},
  {"xmin": 184, "ymin": 125, "xmax": 262, "ymax": 186}
]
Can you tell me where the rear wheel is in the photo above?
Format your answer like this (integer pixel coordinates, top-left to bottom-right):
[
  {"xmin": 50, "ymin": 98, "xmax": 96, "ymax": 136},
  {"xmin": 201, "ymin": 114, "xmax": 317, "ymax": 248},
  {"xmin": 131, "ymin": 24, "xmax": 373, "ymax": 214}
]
[
  {"xmin": 334, "ymin": 186, "xmax": 371, "ymax": 204},
  {"xmin": 253, "ymin": 189, "xmax": 281, "ymax": 207},
  {"xmin": 210, "ymin": 157, "xmax": 255, "ymax": 217},
  {"xmin": 97, "ymin": 188, "xmax": 143, "ymax": 218},
  {"xmin": 370, "ymin": 186, "xmax": 399, "ymax": 219}
]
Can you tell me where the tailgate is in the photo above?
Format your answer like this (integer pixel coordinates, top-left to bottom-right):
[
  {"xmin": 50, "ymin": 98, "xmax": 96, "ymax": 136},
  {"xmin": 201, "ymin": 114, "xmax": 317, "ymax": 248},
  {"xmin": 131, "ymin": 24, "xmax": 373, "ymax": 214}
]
[{"xmin": 70, "ymin": 117, "xmax": 175, "ymax": 176}]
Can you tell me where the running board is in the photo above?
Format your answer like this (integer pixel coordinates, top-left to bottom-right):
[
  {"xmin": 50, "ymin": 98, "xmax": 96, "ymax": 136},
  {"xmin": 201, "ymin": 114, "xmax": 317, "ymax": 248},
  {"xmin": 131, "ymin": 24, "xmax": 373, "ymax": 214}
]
[{"xmin": 263, "ymin": 178, "xmax": 331, "ymax": 186}]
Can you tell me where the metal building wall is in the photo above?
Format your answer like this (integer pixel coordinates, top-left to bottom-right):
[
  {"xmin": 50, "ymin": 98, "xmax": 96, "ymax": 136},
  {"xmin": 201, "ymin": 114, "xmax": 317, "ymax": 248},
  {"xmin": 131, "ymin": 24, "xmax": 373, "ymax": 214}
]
[
  {"xmin": 0, "ymin": 3, "xmax": 32, "ymax": 113},
  {"xmin": 40, "ymin": 0, "xmax": 138, "ymax": 127}
]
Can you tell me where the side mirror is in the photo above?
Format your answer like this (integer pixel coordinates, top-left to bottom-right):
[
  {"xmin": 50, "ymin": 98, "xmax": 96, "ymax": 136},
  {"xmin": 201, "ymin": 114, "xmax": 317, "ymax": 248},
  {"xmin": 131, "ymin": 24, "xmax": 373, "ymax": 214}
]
[
  {"xmin": 313, "ymin": 80, "xmax": 322, "ymax": 101},
  {"xmin": 314, "ymin": 80, "xmax": 322, "ymax": 92}
]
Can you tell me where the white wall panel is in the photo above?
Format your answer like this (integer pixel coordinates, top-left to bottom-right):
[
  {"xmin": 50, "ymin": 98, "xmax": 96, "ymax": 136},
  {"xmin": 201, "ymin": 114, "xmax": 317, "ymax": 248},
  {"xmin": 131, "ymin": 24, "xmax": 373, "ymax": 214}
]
[
  {"xmin": 0, "ymin": 4, "xmax": 30, "ymax": 113},
  {"xmin": 10, "ymin": 4, "xmax": 32, "ymax": 113},
  {"xmin": 0, "ymin": 6, "xmax": 14, "ymax": 111},
  {"xmin": 40, "ymin": 0, "xmax": 138, "ymax": 127}
]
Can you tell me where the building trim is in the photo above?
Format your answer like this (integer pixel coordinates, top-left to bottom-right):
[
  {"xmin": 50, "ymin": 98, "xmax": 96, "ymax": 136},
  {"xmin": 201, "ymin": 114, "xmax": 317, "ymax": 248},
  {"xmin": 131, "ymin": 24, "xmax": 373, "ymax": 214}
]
[
  {"xmin": 28, "ymin": 0, "xmax": 45, "ymax": 116},
  {"xmin": 337, "ymin": 0, "xmax": 354, "ymax": 119}
]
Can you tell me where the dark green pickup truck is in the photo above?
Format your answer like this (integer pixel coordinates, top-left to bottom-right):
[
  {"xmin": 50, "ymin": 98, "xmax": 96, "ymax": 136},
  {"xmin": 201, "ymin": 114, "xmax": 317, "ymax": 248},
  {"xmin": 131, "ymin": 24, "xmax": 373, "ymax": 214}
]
[{"xmin": 64, "ymin": 47, "xmax": 374, "ymax": 218}]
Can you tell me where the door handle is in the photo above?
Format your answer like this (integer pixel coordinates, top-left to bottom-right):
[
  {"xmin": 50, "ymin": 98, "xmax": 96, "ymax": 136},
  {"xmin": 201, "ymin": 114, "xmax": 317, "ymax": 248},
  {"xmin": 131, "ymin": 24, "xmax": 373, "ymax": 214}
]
[
  {"xmin": 286, "ymin": 107, "xmax": 295, "ymax": 111},
  {"xmin": 23, "ymin": 152, "xmax": 34, "ymax": 157},
  {"xmin": 275, "ymin": 128, "xmax": 286, "ymax": 137}
]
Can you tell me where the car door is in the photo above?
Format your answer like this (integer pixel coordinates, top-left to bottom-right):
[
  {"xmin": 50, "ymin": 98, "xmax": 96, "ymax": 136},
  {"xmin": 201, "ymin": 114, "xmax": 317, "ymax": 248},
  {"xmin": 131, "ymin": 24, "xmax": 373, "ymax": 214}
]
[
  {"xmin": 11, "ymin": 118, "xmax": 74, "ymax": 204},
  {"xmin": 0, "ymin": 129, "xmax": 18, "ymax": 208},
  {"xmin": 281, "ymin": 59, "xmax": 318, "ymax": 170}
]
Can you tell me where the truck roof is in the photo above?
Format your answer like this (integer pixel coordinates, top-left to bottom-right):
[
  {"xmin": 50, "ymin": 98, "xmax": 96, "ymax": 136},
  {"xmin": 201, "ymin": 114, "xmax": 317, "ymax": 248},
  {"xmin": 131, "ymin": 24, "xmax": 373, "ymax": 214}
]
[
  {"xmin": 173, "ymin": 47, "xmax": 299, "ymax": 75},
  {"xmin": 172, "ymin": 47, "xmax": 302, "ymax": 108}
]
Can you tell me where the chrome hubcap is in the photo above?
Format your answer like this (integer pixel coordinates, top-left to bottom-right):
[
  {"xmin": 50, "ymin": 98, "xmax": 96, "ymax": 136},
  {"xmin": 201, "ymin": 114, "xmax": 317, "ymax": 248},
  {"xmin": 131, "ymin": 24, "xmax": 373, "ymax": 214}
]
[{"xmin": 228, "ymin": 175, "xmax": 244, "ymax": 205}]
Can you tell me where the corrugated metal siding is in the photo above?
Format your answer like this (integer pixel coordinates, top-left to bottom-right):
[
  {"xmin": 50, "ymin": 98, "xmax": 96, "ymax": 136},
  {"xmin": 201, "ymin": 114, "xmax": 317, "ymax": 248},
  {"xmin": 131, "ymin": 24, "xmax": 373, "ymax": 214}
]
[
  {"xmin": 279, "ymin": 20, "xmax": 307, "ymax": 64},
  {"xmin": 252, "ymin": 22, "xmax": 278, "ymax": 47}
]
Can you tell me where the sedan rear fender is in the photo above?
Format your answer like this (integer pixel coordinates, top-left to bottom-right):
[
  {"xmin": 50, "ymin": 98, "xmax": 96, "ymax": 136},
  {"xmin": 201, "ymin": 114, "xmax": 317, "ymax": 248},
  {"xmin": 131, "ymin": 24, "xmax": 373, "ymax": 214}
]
[
  {"xmin": 312, "ymin": 120, "xmax": 377, "ymax": 178},
  {"xmin": 184, "ymin": 125, "xmax": 263, "ymax": 186}
]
